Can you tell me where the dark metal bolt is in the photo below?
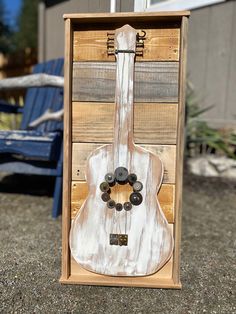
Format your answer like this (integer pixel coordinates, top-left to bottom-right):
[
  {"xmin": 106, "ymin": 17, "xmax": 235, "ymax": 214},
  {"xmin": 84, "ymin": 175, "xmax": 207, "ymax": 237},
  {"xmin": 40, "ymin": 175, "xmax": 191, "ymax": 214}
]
[
  {"xmin": 133, "ymin": 181, "xmax": 143, "ymax": 192},
  {"xmin": 101, "ymin": 192, "xmax": 111, "ymax": 202},
  {"xmin": 130, "ymin": 192, "xmax": 143, "ymax": 206},
  {"xmin": 114, "ymin": 167, "xmax": 128, "ymax": 182},
  {"xmin": 115, "ymin": 203, "xmax": 123, "ymax": 211},
  {"xmin": 100, "ymin": 181, "xmax": 110, "ymax": 192},
  {"xmin": 107, "ymin": 199, "xmax": 116, "ymax": 209},
  {"xmin": 124, "ymin": 202, "xmax": 132, "ymax": 211},
  {"xmin": 127, "ymin": 173, "xmax": 137, "ymax": 185}
]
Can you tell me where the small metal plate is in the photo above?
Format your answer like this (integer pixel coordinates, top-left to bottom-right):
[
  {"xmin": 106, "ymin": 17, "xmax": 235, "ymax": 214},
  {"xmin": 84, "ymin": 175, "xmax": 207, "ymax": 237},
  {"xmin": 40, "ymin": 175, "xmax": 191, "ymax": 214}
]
[
  {"xmin": 118, "ymin": 234, "xmax": 128, "ymax": 246},
  {"xmin": 110, "ymin": 234, "xmax": 128, "ymax": 246},
  {"xmin": 110, "ymin": 234, "xmax": 119, "ymax": 245}
]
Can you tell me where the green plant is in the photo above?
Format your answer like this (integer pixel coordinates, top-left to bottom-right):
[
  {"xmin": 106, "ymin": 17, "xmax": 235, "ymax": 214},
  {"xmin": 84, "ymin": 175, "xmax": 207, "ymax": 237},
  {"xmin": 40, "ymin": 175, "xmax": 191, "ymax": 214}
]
[
  {"xmin": 185, "ymin": 82, "xmax": 236, "ymax": 159},
  {"xmin": 0, "ymin": 96, "xmax": 23, "ymax": 130}
]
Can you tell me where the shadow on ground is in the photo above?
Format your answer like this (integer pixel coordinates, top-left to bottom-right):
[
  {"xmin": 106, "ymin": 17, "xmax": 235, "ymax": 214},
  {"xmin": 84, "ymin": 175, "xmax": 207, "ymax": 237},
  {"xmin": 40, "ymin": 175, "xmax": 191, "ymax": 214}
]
[
  {"xmin": 0, "ymin": 172, "xmax": 235, "ymax": 313},
  {"xmin": 0, "ymin": 173, "xmax": 54, "ymax": 196}
]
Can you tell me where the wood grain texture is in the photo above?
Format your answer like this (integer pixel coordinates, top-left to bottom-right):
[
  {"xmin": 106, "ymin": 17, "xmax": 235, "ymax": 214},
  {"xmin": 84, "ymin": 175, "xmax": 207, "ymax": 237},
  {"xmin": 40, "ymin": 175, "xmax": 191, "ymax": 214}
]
[
  {"xmin": 72, "ymin": 102, "xmax": 178, "ymax": 144},
  {"xmin": 72, "ymin": 143, "xmax": 176, "ymax": 183},
  {"xmin": 70, "ymin": 25, "xmax": 173, "ymax": 276},
  {"xmin": 72, "ymin": 62, "xmax": 179, "ymax": 103},
  {"xmin": 61, "ymin": 13, "xmax": 188, "ymax": 288},
  {"xmin": 73, "ymin": 28, "xmax": 180, "ymax": 61},
  {"xmin": 64, "ymin": 11, "xmax": 190, "ymax": 20},
  {"xmin": 172, "ymin": 16, "xmax": 188, "ymax": 285},
  {"xmin": 60, "ymin": 273, "xmax": 181, "ymax": 288},
  {"xmin": 61, "ymin": 18, "xmax": 72, "ymax": 281},
  {"xmin": 71, "ymin": 181, "xmax": 175, "ymax": 223}
]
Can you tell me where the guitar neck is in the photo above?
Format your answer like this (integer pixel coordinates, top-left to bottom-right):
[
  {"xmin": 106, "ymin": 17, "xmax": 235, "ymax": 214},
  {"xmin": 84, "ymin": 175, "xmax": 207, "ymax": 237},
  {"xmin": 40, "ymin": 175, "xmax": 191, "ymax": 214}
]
[{"xmin": 113, "ymin": 26, "xmax": 137, "ymax": 167}]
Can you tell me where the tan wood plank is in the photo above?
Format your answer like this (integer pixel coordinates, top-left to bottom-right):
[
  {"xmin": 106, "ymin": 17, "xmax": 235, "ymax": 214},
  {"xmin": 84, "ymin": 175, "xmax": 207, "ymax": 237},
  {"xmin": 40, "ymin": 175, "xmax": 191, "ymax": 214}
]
[
  {"xmin": 72, "ymin": 102, "xmax": 178, "ymax": 144},
  {"xmin": 60, "ymin": 275, "xmax": 181, "ymax": 289},
  {"xmin": 72, "ymin": 62, "xmax": 179, "ymax": 103},
  {"xmin": 73, "ymin": 28, "xmax": 180, "ymax": 61},
  {"xmin": 61, "ymin": 12, "xmax": 189, "ymax": 288},
  {"xmin": 71, "ymin": 181, "xmax": 175, "ymax": 223},
  {"xmin": 72, "ymin": 143, "xmax": 176, "ymax": 183},
  {"xmin": 64, "ymin": 11, "xmax": 190, "ymax": 20},
  {"xmin": 61, "ymin": 18, "xmax": 73, "ymax": 281},
  {"xmin": 172, "ymin": 16, "xmax": 188, "ymax": 285}
]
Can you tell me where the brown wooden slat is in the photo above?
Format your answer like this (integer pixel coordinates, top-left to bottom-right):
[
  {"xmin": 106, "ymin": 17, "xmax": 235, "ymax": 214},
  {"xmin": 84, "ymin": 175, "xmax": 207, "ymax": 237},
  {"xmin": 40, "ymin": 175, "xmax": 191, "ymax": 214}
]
[
  {"xmin": 172, "ymin": 16, "xmax": 188, "ymax": 285},
  {"xmin": 73, "ymin": 28, "xmax": 180, "ymax": 61},
  {"xmin": 61, "ymin": 17, "xmax": 72, "ymax": 281},
  {"xmin": 72, "ymin": 143, "xmax": 176, "ymax": 183},
  {"xmin": 72, "ymin": 102, "xmax": 178, "ymax": 144},
  {"xmin": 72, "ymin": 62, "xmax": 179, "ymax": 103},
  {"xmin": 71, "ymin": 181, "xmax": 175, "ymax": 223},
  {"xmin": 61, "ymin": 12, "xmax": 189, "ymax": 288}
]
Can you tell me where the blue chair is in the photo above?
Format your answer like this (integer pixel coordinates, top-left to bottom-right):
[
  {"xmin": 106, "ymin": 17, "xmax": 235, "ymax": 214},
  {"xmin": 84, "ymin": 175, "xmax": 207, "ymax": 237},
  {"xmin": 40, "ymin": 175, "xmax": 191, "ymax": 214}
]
[{"xmin": 0, "ymin": 58, "xmax": 64, "ymax": 218}]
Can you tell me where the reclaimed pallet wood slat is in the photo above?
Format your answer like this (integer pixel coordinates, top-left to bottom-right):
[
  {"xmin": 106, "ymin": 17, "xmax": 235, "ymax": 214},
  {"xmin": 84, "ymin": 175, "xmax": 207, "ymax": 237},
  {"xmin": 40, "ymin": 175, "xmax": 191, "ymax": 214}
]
[
  {"xmin": 73, "ymin": 27, "xmax": 180, "ymax": 61},
  {"xmin": 61, "ymin": 11, "xmax": 189, "ymax": 288},
  {"xmin": 172, "ymin": 16, "xmax": 188, "ymax": 285},
  {"xmin": 61, "ymin": 18, "xmax": 73, "ymax": 280},
  {"xmin": 72, "ymin": 62, "xmax": 179, "ymax": 103},
  {"xmin": 71, "ymin": 181, "xmax": 175, "ymax": 223},
  {"xmin": 71, "ymin": 143, "xmax": 176, "ymax": 183},
  {"xmin": 72, "ymin": 102, "xmax": 178, "ymax": 144}
]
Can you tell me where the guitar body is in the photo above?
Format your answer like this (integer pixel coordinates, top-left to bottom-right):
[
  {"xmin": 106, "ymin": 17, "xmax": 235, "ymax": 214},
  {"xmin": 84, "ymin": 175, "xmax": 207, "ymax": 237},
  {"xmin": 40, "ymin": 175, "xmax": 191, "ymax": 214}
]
[{"xmin": 70, "ymin": 25, "xmax": 173, "ymax": 277}]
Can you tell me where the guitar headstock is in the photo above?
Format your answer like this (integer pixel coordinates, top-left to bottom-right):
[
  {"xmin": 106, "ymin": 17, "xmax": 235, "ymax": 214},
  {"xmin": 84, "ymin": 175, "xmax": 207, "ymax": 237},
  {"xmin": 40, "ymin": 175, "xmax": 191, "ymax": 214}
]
[{"xmin": 107, "ymin": 24, "xmax": 146, "ymax": 57}]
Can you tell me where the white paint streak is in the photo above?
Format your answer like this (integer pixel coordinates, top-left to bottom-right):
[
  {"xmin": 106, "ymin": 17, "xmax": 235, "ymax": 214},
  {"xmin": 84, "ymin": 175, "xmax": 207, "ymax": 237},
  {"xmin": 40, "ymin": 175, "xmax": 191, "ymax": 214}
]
[{"xmin": 70, "ymin": 25, "xmax": 173, "ymax": 276}]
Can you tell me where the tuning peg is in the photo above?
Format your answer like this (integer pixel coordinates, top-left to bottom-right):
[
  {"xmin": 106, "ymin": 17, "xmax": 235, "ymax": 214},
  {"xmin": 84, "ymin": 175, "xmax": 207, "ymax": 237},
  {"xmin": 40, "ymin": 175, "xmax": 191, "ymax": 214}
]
[
  {"xmin": 136, "ymin": 51, "xmax": 144, "ymax": 57},
  {"xmin": 137, "ymin": 30, "xmax": 146, "ymax": 40},
  {"xmin": 136, "ymin": 42, "xmax": 144, "ymax": 48},
  {"xmin": 107, "ymin": 32, "xmax": 115, "ymax": 36},
  {"xmin": 107, "ymin": 49, "xmax": 115, "ymax": 55},
  {"xmin": 107, "ymin": 39, "xmax": 114, "ymax": 45}
]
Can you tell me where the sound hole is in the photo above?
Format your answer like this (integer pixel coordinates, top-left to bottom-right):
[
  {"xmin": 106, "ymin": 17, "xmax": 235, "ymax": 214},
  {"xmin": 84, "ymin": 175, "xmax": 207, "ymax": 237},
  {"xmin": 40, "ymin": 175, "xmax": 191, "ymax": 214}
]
[{"xmin": 110, "ymin": 183, "xmax": 133, "ymax": 204}]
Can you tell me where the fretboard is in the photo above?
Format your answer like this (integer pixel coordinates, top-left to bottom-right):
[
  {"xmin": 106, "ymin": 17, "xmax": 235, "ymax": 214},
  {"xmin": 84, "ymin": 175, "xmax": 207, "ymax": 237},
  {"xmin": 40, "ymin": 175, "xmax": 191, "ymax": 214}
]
[{"xmin": 112, "ymin": 25, "xmax": 137, "ymax": 168}]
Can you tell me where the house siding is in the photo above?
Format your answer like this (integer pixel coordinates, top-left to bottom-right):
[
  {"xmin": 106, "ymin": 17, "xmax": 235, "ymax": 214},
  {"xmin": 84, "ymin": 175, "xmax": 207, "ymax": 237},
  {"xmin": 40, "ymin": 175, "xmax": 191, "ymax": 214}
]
[
  {"xmin": 187, "ymin": 0, "xmax": 236, "ymax": 127},
  {"xmin": 40, "ymin": 0, "xmax": 134, "ymax": 61}
]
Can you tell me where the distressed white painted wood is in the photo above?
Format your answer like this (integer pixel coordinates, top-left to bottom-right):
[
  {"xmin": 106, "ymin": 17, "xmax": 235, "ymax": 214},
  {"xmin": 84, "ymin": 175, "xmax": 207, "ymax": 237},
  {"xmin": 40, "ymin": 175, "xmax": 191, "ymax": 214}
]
[
  {"xmin": 70, "ymin": 25, "xmax": 173, "ymax": 276},
  {"xmin": 0, "ymin": 73, "xmax": 64, "ymax": 90},
  {"xmin": 29, "ymin": 108, "xmax": 64, "ymax": 128}
]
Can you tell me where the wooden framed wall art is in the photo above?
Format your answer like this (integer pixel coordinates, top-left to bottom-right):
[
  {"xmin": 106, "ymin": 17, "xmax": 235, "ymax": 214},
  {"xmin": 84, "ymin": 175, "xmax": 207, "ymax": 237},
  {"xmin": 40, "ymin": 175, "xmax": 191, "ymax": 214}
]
[{"xmin": 61, "ymin": 11, "xmax": 189, "ymax": 288}]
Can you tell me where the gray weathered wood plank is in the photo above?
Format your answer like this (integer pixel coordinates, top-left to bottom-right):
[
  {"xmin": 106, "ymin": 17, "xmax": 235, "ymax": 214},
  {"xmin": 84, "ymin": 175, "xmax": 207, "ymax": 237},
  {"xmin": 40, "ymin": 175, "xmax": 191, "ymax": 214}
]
[{"xmin": 72, "ymin": 61, "xmax": 179, "ymax": 103}]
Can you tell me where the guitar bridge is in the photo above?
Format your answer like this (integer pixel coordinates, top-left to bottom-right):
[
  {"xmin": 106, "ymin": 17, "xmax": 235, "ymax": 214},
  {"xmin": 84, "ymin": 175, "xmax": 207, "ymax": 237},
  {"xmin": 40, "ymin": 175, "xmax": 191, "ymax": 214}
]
[{"xmin": 110, "ymin": 233, "xmax": 128, "ymax": 246}]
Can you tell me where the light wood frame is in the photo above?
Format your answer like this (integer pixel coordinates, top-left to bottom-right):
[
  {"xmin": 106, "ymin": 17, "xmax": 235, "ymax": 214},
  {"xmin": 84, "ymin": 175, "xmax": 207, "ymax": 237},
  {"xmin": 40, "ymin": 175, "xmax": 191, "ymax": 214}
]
[{"xmin": 60, "ymin": 12, "xmax": 189, "ymax": 289}]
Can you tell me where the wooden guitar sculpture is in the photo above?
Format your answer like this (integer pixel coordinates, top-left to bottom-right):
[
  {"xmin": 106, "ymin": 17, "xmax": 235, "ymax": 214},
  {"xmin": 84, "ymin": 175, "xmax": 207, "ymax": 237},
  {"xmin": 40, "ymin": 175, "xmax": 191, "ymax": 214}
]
[{"xmin": 70, "ymin": 24, "xmax": 173, "ymax": 276}]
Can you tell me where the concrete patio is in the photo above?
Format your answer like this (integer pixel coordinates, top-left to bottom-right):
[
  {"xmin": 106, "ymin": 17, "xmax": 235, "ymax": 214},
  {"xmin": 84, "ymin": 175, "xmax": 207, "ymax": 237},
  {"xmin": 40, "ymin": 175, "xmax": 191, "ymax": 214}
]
[{"xmin": 0, "ymin": 172, "xmax": 235, "ymax": 313}]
